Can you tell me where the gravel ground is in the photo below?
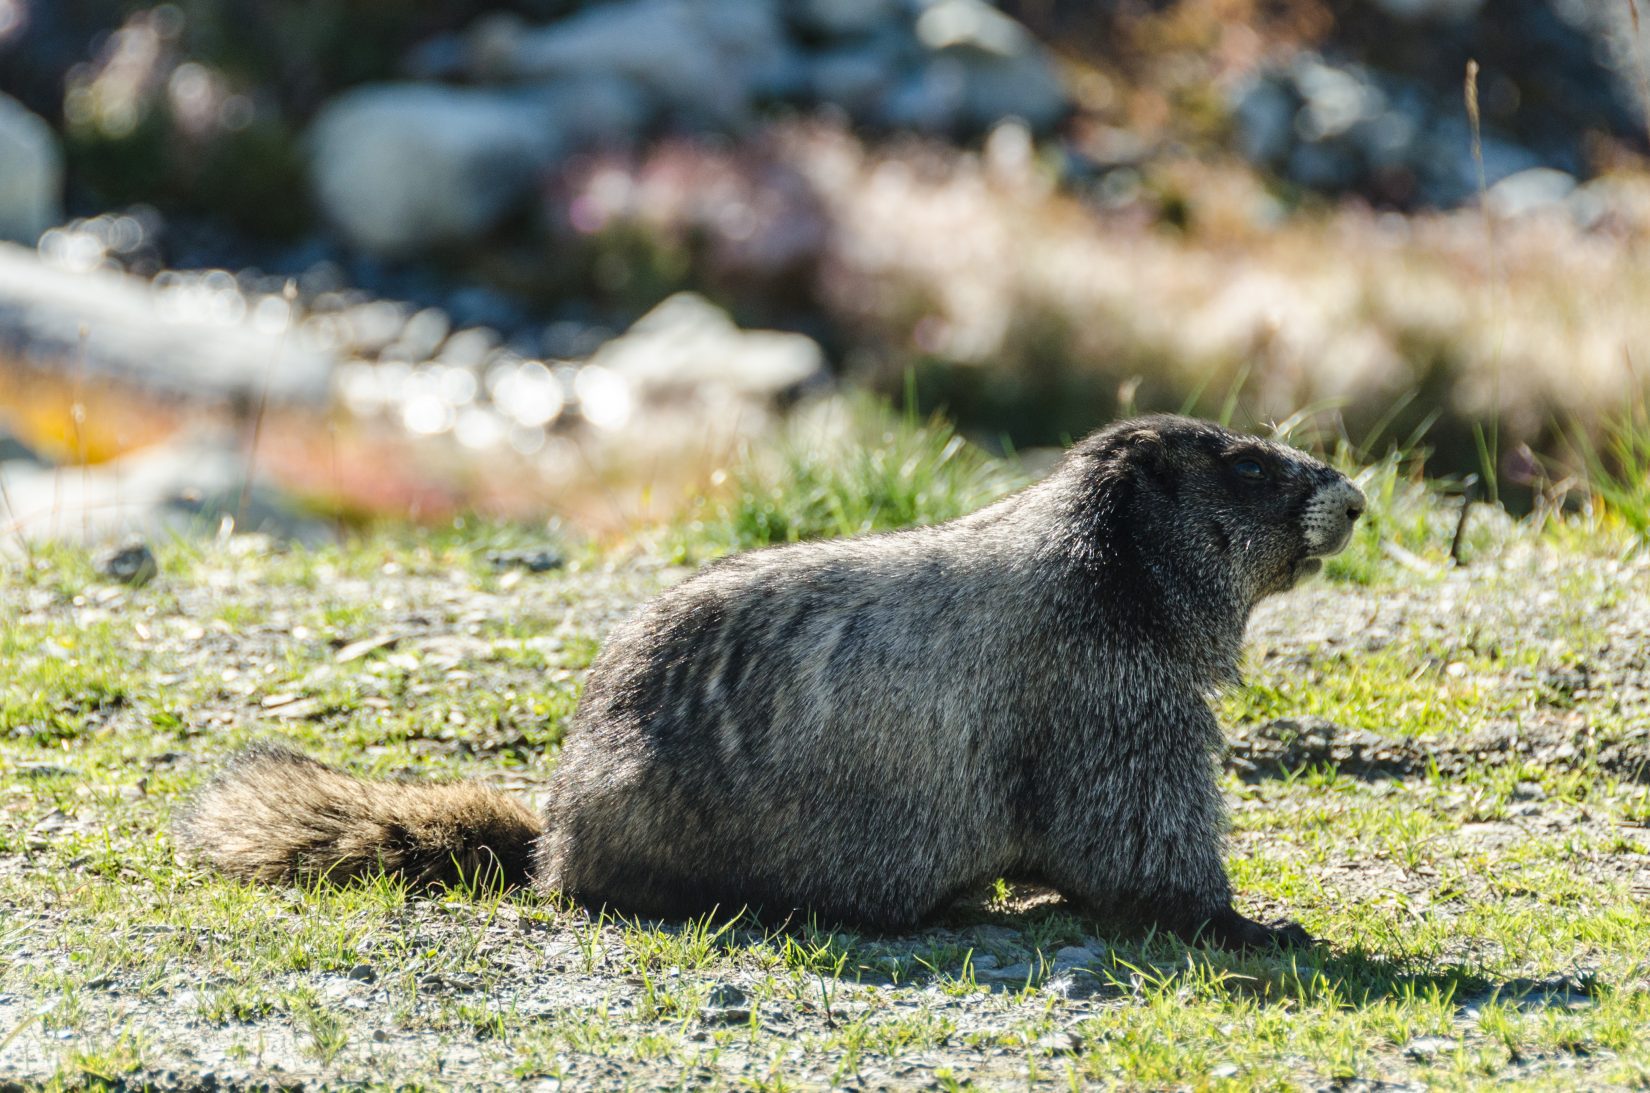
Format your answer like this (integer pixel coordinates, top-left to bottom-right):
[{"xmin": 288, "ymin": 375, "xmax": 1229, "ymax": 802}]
[{"xmin": 1, "ymin": 537, "xmax": 1648, "ymax": 1090}]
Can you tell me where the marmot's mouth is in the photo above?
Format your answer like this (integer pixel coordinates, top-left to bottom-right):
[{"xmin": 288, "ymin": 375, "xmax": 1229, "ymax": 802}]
[{"xmin": 1291, "ymin": 556, "xmax": 1324, "ymax": 583}]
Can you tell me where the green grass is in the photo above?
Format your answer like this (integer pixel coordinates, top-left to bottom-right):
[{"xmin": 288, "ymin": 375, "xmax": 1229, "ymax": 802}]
[
  {"xmin": 668, "ymin": 395, "xmax": 1565, "ymax": 584},
  {"xmin": 4, "ymin": 411, "xmax": 1650, "ymax": 1089},
  {"xmin": 669, "ymin": 395, "xmax": 1026, "ymax": 561},
  {"xmin": 1572, "ymin": 395, "xmax": 1650, "ymax": 548}
]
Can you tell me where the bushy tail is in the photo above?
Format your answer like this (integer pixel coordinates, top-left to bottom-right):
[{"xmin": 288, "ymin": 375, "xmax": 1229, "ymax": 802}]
[{"xmin": 175, "ymin": 744, "xmax": 544, "ymax": 890}]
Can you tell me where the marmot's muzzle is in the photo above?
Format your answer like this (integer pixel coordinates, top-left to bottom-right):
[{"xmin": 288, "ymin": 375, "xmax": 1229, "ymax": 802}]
[{"xmin": 1300, "ymin": 478, "xmax": 1367, "ymax": 558}]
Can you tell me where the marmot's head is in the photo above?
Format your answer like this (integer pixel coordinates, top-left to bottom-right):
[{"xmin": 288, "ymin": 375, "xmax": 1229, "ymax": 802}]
[{"xmin": 1066, "ymin": 415, "xmax": 1366, "ymax": 607}]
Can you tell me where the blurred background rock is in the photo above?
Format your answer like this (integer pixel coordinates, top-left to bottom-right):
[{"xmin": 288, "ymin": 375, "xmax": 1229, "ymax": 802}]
[{"xmin": 0, "ymin": 0, "xmax": 1646, "ymax": 542}]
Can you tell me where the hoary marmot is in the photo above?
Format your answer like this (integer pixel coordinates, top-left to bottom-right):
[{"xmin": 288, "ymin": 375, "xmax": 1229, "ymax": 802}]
[{"xmin": 178, "ymin": 414, "xmax": 1365, "ymax": 949}]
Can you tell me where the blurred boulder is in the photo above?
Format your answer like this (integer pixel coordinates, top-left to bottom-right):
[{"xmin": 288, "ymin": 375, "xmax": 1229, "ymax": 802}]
[
  {"xmin": 0, "ymin": 433, "xmax": 332, "ymax": 546},
  {"xmin": 1320, "ymin": 0, "xmax": 1641, "ymax": 160},
  {"xmin": 808, "ymin": 42, "xmax": 906, "ymax": 118},
  {"xmin": 885, "ymin": 0, "xmax": 1067, "ymax": 134},
  {"xmin": 1232, "ymin": 55, "xmax": 1540, "ymax": 207},
  {"xmin": 309, "ymin": 84, "xmax": 569, "ymax": 257},
  {"xmin": 790, "ymin": 0, "xmax": 910, "ymax": 39},
  {"xmin": 1234, "ymin": 0, "xmax": 1644, "ymax": 206},
  {"xmin": 593, "ymin": 292, "xmax": 825, "ymax": 401},
  {"xmin": 467, "ymin": 0, "xmax": 799, "ymax": 129},
  {"xmin": 0, "ymin": 94, "xmax": 62, "ymax": 244}
]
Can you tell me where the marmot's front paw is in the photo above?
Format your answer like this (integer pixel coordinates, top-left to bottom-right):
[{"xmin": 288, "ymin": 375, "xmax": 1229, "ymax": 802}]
[{"xmin": 1199, "ymin": 907, "xmax": 1317, "ymax": 951}]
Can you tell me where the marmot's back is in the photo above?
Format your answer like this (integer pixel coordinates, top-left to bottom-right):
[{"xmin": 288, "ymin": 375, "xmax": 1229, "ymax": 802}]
[{"xmin": 534, "ymin": 527, "xmax": 1052, "ymax": 927}]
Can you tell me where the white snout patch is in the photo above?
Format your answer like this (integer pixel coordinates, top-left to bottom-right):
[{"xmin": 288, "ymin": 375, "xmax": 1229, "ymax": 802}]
[{"xmin": 1300, "ymin": 479, "xmax": 1367, "ymax": 557}]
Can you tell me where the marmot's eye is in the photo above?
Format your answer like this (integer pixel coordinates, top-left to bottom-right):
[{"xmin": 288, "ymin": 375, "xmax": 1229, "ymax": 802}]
[{"xmin": 1232, "ymin": 458, "xmax": 1266, "ymax": 480}]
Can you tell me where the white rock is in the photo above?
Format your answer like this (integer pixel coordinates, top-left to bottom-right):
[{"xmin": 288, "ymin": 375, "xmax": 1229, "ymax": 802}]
[
  {"xmin": 891, "ymin": 0, "xmax": 1067, "ymax": 133},
  {"xmin": 1403, "ymin": 1035, "xmax": 1459, "ymax": 1060},
  {"xmin": 0, "ymin": 243, "xmax": 331, "ymax": 403},
  {"xmin": 0, "ymin": 432, "xmax": 330, "ymax": 546},
  {"xmin": 308, "ymin": 84, "xmax": 565, "ymax": 257},
  {"xmin": 592, "ymin": 293, "xmax": 824, "ymax": 401},
  {"xmin": 0, "ymin": 94, "xmax": 63, "ymax": 244},
  {"xmin": 1487, "ymin": 167, "xmax": 1577, "ymax": 219}
]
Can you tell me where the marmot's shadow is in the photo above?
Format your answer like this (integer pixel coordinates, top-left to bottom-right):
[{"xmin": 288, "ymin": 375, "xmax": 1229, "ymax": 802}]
[{"xmin": 786, "ymin": 887, "xmax": 1599, "ymax": 1012}]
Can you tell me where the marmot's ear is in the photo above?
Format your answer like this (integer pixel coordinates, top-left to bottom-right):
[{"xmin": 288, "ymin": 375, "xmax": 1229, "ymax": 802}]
[{"xmin": 1119, "ymin": 426, "xmax": 1176, "ymax": 493}]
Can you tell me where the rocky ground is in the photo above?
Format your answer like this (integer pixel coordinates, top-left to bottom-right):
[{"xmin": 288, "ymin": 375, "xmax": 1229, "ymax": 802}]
[{"xmin": 1, "ymin": 527, "xmax": 1647, "ymax": 1090}]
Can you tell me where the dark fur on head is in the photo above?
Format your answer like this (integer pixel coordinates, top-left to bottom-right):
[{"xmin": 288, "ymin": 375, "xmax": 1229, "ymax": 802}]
[{"xmin": 177, "ymin": 415, "xmax": 1364, "ymax": 949}]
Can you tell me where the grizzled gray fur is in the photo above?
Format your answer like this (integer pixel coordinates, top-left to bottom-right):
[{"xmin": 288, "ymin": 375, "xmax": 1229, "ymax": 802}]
[{"xmin": 179, "ymin": 415, "xmax": 1365, "ymax": 949}]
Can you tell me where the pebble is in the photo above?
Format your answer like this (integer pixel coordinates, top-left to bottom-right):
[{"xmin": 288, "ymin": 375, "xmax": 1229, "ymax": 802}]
[
  {"xmin": 1052, "ymin": 945, "xmax": 1092, "ymax": 968},
  {"xmin": 1034, "ymin": 1030, "xmax": 1081, "ymax": 1053},
  {"xmin": 96, "ymin": 540, "xmax": 159, "ymax": 587},
  {"xmin": 983, "ymin": 961, "xmax": 1033, "ymax": 984},
  {"xmin": 1403, "ymin": 1035, "xmax": 1458, "ymax": 1060},
  {"xmin": 702, "ymin": 983, "xmax": 752, "ymax": 1024},
  {"xmin": 486, "ymin": 548, "xmax": 566, "ymax": 574}
]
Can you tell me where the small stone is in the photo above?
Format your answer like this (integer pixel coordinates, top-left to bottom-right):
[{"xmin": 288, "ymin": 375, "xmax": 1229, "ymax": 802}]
[
  {"xmin": 1210, "ymin": 1063, "xmax": 1241, "ymax": 1079},
  {"xmin": 15, "ymin": 763, "xmax": 80, "ymax": 780},
  {"xmin": 702, "ymin": 983, "xmax": 752, "ymax": 1024},
  {"xmin": 1404, "ymin": 1035, "xmax": 1458, "ymax": 1060},
  {"xmin": 1034, "ymin": 1030, "xmax": 1081, "ymax": 1053},
  {"xmin": 969, "ymin": 925, "xmax": 1020, "ymax": 947},
  {"xmin": 347, "ymin": 963, "xmax": 377, "ymax": 983},
  {"xmin": 1042, "ymin": 971, "xmax": 1102, "ymax": 1000},
  {"xmin": 984, "ymin": 961, "xmax": 1033, "ymax": 984},
  {"xmin": 706, "ymin": 984, "xmax": 747, "ymax": 1008},
  {"xmin": 1052, "ymin": 945, "xmax": 1092, "ymax": 968},
  {"xmin": 96, "ymin": 541, "xmax": 158, "ymax": 587},
  {"xmin": 486, "ymin": 548, "xmax": 565, "ymax": 574}
]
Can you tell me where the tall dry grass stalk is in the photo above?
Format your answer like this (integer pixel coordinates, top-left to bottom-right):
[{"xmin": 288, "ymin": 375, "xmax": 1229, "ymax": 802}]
[
  {"xmin": 1464, "ymin": 58, "xmax": 1504, "ymax": 506},
  {"xmin": 236, "ymin": 280, "xmax": 298, "ymax": 531},
  {"xmin": 74, "ymin": 325, "xmax": 90, "ymax": 544}
]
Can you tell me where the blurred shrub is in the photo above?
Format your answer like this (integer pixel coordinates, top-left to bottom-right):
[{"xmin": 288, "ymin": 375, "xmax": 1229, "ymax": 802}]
[{"xmin": 536, "ymin": 121, "xmax": 1650, "ymax": 503}]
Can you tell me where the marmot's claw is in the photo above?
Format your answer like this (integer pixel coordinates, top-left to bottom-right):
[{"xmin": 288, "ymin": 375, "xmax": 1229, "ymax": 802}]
[
  {"xmin": 1199, "ymin": 908, "xmax": 1318, "ymax": 952},
  {"xmin": 1265, "ymin": 920, "xmax": 1317, "ymax": 950}
]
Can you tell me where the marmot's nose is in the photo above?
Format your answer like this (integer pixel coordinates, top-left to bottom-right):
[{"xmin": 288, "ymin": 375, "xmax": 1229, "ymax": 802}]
[{"xmin": 1346, "ymin": 496, "xmax": 1366, "ymax": 522}]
